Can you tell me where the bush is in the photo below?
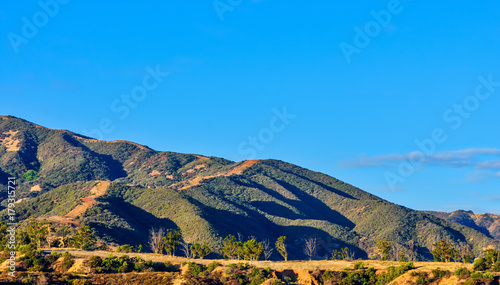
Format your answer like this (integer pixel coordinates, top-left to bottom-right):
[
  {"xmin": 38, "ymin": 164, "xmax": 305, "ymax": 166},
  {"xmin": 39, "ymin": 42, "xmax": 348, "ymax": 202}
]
[
  {"xmin": 23, "ymin": 170, "xmax": 38, "ymax": 181},
  {"xmin": 61, "ymin": 252, "xmax": 74, "ymax": 271},
  {"xmin": 473, "ymin": 258, "xmax": 487, "ymax": 271},
  {"xmin": 116, "ymin": 244, "xmax": 134, "ymax": 253},
  {"xmin": 353, "ymin": 261, "xmax": 365, "ymax": 270},
  {"xmin": 186, "ymin": 262, "xmax": 204, "ymax": 276},
  {"xmin": 454, "ymin": 267, "xmax": 470, "ymax": 278},
  {"xmin": 323, "ymin": 270, "xmax": 336, "ymax": 281},
  {"xmin": 415, "ymin": 273, "xmax": 430, "ymax": 285},
  {"xmin": 72, "ymin": 279, "xmax": 92, "ymax": 285},
  {"xmin": 45, "ymin": 251, "xmax": 62, "ymax": 264},
  {"xmin": 431, "ymin": 268, "xmax": 449, "ymax": 279}
]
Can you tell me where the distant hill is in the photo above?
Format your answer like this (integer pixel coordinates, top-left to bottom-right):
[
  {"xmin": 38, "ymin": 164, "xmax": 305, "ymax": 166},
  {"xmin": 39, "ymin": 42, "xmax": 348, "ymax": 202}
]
[
  {"xmin": 1, "ymin": 115, "xmax": 498, "ymax": 260},
  {"xmin": 426, "ymin": 210, "xmax": 500, "ymax": 240}
]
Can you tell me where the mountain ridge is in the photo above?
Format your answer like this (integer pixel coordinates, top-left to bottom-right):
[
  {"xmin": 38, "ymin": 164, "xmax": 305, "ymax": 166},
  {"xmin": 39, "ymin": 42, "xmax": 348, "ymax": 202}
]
[{"xmin": 0, "ymin": 115, "xmax": 498, "ymax": 261}]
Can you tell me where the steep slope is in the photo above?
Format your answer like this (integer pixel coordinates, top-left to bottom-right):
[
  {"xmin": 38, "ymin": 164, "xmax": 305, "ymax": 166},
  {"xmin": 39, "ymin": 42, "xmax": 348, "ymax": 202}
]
[
  {"xmin": 426, "ymin": 210, "xmax": 500, "ymax": 240},
  {"xmin": 1, "ymin": 116, "xmax": 499, "ymax": 261}
]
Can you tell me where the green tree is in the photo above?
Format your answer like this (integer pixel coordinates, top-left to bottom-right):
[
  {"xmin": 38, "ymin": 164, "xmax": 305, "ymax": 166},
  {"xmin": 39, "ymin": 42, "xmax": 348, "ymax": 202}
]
[
  {"xmin": 376, "ymin": 238, "xmax": 392, "ymax": 261},
  {"xmin": 243, "ymin": 239, "xmax": 263, "ymax": 261},
  {"xmin": 23, "ymin": 170, "xmax": 39, "ymax": 181},
  {"xmin": 222, "ymin": 234, "xmax": 238, "ymax": 259},
  {"xmin": 72, "ymin": 226, "xmax": 97, "ymax": 250},
  {"xmin": 190, "ymin": 242, "xmax": 211, "ymax": 259},
  {"xmin": 275, "ymin": 236, "xmax": 288, "ymax": 261},
  {"xmin": 431, "ymin": 240, "xmax": 457, "ymax": 262},
  {"xmin": 162, "ymin": 229, "xmax": 181, "ymax": 256}
]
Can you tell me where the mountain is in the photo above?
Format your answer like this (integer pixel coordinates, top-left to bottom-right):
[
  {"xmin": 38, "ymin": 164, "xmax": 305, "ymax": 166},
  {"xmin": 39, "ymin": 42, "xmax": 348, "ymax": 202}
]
[
  {"xmin": 0, "ymin": 115, "xmax": 498, "ymax": 260},
  {"xmin": 426, "ymin": 210, "xmax": 500, "ymax": 240}
]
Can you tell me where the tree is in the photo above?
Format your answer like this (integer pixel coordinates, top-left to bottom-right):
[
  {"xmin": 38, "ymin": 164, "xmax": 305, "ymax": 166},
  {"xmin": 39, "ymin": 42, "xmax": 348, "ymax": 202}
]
[
  {"xmin": 262, "ymin": 239, "xmax": 274, "ymax": 261},
  {"xmin": 72, "ymin": 226, "xmax": 96, "ymax": 250},
  {"xmin": 190, "ymin": 242, "xmax": 211, "ymax": 259},
  {"xmin": 275, "ymin": 236, "xmax": 288, "ymax": 261},
  {"xmin": 303, "ymin": 236, "xmax": 318, "ymax": 261},
  {"xmin": 459, "ymin": 243, "xmax": 474, "ymax": 264},
  {"xmin": 148, "ymin": 228, "xmax": 164, "ymax": 254},
  {"xmin": 179, "ymin": 240, "xmax": 191, "ymax": 258},
  {"xmin": 331, "ymin": 247, "xmax": 350, "ymax": 261},
  {"xmin": 376, "ymin": 238, "xmax": 392, "ymax": 261},
  {"xmin": 23, "ymin": 170, "xmax": 38, "ymax": 181},
  {"xmin": 431, "ymin": 239, "xmax": 457, "ymax": 262},
  {"xmin": 222, "ymin": 234, "xmax": 239, "ymax": 259},
  {"xmin": 242, "ymin": 239, "xmax": 263, "ymax": 261},
  {"xmin": 162, "ymin": 229, "xmax": 182, "ymax": 256}
]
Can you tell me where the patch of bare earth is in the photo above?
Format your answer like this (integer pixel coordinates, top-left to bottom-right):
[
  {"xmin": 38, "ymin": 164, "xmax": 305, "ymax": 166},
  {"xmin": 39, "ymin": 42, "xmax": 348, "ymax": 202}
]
[
  {"xmin": 175, "ymin": 160, "xmax": 259, "ymax": 191},
  {"xmin": 194, "ymin": 155, "xmax": 210, "ymax": 161},
  {"xmin": 72, "ymin": 134, "xmax": 151, "ymax": 150},
  {"xmin": 47, "ymin": 181, "xmax": 111, "ymax": 226},
  {"xmin": 0, "ymin": 130, "xmax": 20, "ymax": 151},
  {"xmin": 30, "ymin": 184, "xmax": 42, "ymax": 192}
]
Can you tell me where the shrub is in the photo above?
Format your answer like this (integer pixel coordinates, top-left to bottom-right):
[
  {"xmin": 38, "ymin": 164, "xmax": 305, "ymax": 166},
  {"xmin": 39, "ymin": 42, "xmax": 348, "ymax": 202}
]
[
  {"xmin": 61, "ymin": 252, "xmax": 74, "ymax": 271},
  {"xmin": 116, "ymin": 244, "xmax": 134, "ymax": 253},
  {"xmin": 72, "ymin": 279, "xmax": 92, "ymax": 285},
  {"xmin": 23, "ymin": 170, "xmax": 38, "ymax": 181},
  {"xmin": 473, "ymin": 258, "xmax": 487, "ymax": 271},
  {"xmin": 323, "ymin": 270, "xmax": 336, "ymax": 281},
  {"xmin": 185, "ymin": 262, "xmax": 204, "ymax": 276},
  {"xmin": 454, "ymin": 267, "xmax": 470, "ymax": 278},
  {"xmin": 45, "ymin": 251, "xmax": 62, "ymax": 264},
  {"xmin": 431, "ymin": 268, "xmax": 449, "ymax": 279},
  {"xmin": 415, "ymin": 273, "xmax": 430, "ymax": 285},
  {"xmin": 353, "ymin": 261, "xmax": 365, "ymax": 270}
]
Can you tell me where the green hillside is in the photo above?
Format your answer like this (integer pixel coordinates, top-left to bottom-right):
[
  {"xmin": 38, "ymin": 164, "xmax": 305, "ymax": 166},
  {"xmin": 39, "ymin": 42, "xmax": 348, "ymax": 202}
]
[{"xmin": 0, "ymin": 115, "xmax": 498, "ymax": 261}]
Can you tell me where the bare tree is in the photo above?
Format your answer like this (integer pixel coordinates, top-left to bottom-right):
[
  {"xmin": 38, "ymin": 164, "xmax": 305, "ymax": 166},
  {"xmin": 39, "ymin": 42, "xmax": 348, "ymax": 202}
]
[
  {"xmin": 149, "ymin": 228, "xmax": 165, "ymax": 254},
  {"xmin": 303, "ymin": 236, "xmax": 318, "ymax": 260},
  {"xmin": 262, "ymin": 239, "xmax": 274, "ymax": 260},
  {"xmin": 179, "ymin": 239, "xmax": 191, "ymax": 258}
]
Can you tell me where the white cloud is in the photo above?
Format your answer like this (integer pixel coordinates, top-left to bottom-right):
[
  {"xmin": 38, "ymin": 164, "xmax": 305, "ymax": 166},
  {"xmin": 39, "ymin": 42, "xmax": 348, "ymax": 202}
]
[{"xmin": 341, "ymin": 148, "xmax": 500, "ymax": 183}]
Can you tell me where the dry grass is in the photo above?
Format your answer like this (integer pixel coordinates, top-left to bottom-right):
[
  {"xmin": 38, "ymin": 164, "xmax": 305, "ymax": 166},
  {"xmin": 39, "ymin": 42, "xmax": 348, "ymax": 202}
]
[{"xmin": 44, "ymin": 249, "xmax": 474, "ymax": 272}]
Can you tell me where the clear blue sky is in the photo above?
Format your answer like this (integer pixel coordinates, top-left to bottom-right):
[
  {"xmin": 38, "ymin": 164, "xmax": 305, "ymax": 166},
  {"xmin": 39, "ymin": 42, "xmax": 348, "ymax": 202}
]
[{"xmin": 1, "ymin": 1, "xmax": 500, "ymax": 214}]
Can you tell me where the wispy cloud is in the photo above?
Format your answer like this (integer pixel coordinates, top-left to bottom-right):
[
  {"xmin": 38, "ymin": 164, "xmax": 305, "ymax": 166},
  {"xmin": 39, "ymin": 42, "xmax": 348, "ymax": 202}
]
[
  {"xmin": 342, "ymin": 148, "xmax": 500, "ymax": 169},
  {"xmin": 341, "ymin": 148, "xmax": 500, "ymax": 183}
]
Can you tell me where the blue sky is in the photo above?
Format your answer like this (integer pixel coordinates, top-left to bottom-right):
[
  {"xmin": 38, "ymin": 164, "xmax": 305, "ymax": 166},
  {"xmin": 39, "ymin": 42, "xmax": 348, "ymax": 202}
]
[{"xmin": 1, "ymin": 1, "xmax": 500, "ymax": 213}]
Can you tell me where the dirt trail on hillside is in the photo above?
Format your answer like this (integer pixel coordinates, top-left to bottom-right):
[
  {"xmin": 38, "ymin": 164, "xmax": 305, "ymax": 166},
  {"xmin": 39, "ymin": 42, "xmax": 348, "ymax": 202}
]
[
  {"xmin": 177, "ymin": 160, "xmax": 259, "ymax": 190},
  {"xmin": 47, "ymin": 181, "xmax": 110, "ymax": 226},
  {"xmin": 65, "ymin": 181, "xmax": 110, "ymax": 218}
]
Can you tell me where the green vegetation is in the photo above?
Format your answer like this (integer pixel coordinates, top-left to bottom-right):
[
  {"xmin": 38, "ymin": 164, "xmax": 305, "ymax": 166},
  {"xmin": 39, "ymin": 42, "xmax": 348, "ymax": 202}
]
[
  {"xmin": 190, "ymin": 242, "xmax": 211, "ymax": 259},
  {"xmin": 376, "ymin": 238, "xmax": 392, "ymax": 261},
  {"xmin": 275, "ymin": 236, "xmax": 288, "ymax": 261},
  {"xmin": 87, "ymin": 254, "xmax": 176, "ymax": 273},
  {"xmin": 454, "ymin": 267, "xmax": 471, "ymax": 277},
  {"xmin": 1, "ymin": 116, "xmax": 499, "ymax": 263},
  {"xmin": 23, "ymin": 170, "xmax": 38, "ymax": 181}
]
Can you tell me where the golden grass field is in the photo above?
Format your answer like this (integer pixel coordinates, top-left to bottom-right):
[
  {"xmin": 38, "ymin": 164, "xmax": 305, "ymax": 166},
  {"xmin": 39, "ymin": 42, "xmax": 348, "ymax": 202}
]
[{"xmin": 45, "ymin": 248, "xmax": 474, "ymax": 273}]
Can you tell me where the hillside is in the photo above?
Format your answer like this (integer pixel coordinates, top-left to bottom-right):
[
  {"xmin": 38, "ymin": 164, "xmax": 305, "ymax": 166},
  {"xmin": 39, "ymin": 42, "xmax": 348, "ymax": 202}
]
[
  {"xmin": 426, "ymin": 210, "xmax": 500, "ymax": 240},
  {"xmin": 1, "ymin": 115, "xmax": 499, "ymax": 261}
]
